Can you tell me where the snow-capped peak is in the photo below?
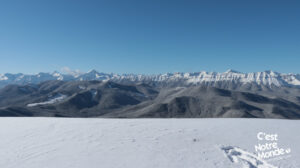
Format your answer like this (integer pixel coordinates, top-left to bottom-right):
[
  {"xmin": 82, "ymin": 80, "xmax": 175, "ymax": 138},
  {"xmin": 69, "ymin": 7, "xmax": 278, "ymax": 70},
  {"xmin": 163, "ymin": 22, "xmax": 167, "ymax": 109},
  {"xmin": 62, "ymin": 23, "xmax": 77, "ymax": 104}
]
[
  {"xmin": 0, "ymin": 70, "xmax": 300, "ymax": 88},
  {"xmin": 60, "ymin": 67, "xmax": 83, "ymax": 78},
  {"xmin": 0, "ymin": 74, "xmax": 8, "ymax": 81},
  {"xmin": 87, "ymin": 69, "xmax": 99, "ymax": 74},
  {"xmin": 225, "ymin": 69, "xmax": 241, "ymax": 74},
  {"xmin": 52, "ymin": 71, "xmax": 64, "ymax": 80},
  {"xmin": 52, "ymin": 71, "xmax": 61, "ymax": 77}
]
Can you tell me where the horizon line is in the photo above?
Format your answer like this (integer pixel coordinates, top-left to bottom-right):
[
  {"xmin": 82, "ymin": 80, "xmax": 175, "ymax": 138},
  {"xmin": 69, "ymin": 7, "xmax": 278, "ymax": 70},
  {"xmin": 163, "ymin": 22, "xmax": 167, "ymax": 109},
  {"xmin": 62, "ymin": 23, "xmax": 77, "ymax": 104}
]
[{"xmin": 0, "ymin": 69, "xmax": 299, "ymax": 76}]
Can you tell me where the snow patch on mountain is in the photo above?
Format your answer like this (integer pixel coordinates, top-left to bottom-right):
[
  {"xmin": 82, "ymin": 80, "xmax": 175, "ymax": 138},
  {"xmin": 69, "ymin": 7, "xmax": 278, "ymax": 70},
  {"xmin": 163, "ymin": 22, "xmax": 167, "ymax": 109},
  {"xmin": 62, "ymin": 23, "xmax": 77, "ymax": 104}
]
[
  {"xmin": 0, "ymin": 74, "xmax": 8, "ymax": 81},
  {"xmin": 78, "ymin": 85, "xmax": 86, "ymax": 90},
  {"xmin": 27, "ymin": 94, "xmax": 67, "ymax": 107},
  {"xmin": 52, "ymin": 71, "xmax": 64, "ymax": 80}
]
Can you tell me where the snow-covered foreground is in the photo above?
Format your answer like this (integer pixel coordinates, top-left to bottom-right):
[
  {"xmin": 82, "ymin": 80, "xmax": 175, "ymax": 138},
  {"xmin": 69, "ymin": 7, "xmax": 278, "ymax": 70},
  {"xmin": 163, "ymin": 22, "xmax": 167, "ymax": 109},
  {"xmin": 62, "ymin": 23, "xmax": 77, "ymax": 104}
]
[{"xmin": 0, "ymin": 118, "xmax": 299, "ymax": 168}]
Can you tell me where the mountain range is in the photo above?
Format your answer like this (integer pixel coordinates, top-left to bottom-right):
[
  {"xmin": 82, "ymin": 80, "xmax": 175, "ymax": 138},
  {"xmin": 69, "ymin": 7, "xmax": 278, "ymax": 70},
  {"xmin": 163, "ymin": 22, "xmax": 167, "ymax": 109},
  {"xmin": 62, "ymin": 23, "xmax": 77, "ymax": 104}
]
[
  {"xmin": 1, "ymin": 69, "xmax": 300, "ymax": 88},
  {"xmin": 0, "ymin": 70, "xmax": 300, "ymax": 119}
]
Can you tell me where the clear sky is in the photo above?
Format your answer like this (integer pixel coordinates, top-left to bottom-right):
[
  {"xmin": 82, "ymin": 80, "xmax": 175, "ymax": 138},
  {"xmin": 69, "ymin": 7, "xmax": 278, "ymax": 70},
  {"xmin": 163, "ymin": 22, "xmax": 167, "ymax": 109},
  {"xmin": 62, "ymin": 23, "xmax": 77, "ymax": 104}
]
[{"xmin": 0, "ymin": 0, "xmax": 300, "ymax": 74}]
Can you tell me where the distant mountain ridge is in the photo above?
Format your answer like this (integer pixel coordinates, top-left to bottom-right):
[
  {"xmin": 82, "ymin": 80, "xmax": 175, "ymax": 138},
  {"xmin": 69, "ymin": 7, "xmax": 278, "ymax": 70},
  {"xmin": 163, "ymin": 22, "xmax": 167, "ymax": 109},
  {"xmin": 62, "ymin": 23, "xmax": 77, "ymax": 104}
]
[{"xmin": 1, "ymin": 69, "xmax": 300, "ymax": 88}]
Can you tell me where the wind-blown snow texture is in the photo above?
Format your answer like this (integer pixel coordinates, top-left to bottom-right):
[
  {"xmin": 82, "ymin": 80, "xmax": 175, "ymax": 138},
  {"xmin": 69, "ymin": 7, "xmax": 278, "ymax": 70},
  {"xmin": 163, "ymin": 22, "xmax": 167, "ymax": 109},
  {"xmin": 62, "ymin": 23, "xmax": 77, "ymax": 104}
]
[{"xmin": 0, "ymin": 118, "xmax": 298, "ymax": 168}]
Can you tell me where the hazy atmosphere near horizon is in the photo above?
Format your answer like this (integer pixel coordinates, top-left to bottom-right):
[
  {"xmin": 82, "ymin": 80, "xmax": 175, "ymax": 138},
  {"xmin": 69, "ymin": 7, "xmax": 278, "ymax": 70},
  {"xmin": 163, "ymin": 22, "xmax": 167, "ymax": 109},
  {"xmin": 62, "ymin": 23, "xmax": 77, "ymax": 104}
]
[{"xmin": 1, "ymin": 0, "xmax": 300, "ymax": 74}]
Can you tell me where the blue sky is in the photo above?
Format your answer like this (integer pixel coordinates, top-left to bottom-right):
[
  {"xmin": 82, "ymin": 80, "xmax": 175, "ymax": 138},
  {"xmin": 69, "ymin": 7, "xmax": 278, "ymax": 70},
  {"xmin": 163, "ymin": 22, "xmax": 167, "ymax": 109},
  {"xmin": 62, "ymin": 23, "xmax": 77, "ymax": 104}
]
[{"xmin": 0, "ymin": 0, "xmax": 300, "ymax": 74}]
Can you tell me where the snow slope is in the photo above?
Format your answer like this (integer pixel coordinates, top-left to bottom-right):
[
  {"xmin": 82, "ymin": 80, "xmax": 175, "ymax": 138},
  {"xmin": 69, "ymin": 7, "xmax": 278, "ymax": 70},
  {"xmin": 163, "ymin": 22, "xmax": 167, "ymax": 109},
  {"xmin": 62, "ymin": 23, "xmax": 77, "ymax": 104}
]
[
  {"xmin": 27, "ymin": 94, "xmax": 67, "ymax": 107},
  {"xmin": 0, "ymin": 118, "xmax": 299, "ymax": 168}
]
